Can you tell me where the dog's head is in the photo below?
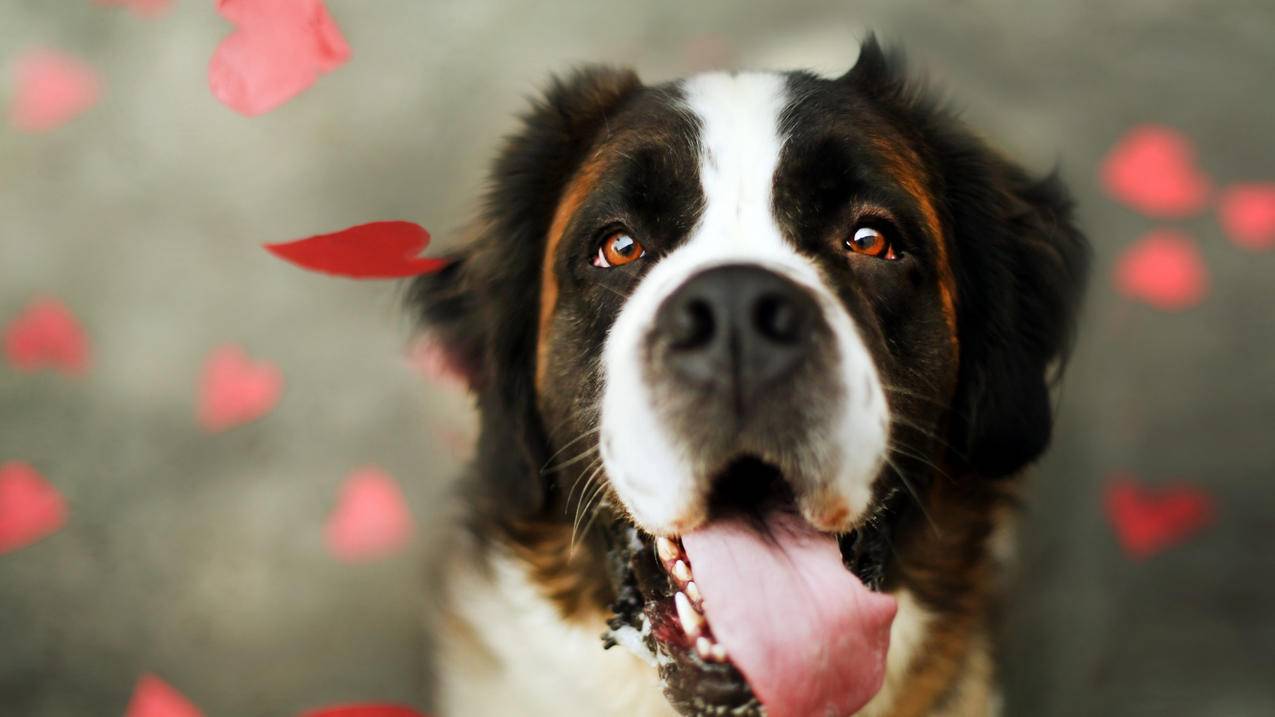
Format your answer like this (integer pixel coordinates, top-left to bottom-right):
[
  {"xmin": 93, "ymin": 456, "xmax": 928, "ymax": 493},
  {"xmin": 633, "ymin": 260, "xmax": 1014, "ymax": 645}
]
[{"xmin": 412, "ymin": 37, "xmax": 1088, "ymax": 717}]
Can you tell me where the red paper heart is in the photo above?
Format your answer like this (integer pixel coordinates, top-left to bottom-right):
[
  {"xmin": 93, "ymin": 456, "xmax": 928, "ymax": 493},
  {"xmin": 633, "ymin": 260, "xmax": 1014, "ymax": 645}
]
[
  {"xmin": 1113, "ymin": 230, "xmax": 1209, "ymax": 310},
  {"xmin": 266, "ymin": 221, "xmax": 447, "ymax": 279},
  {"xmin": 196, "ymin": 345, "xmax": 283, "ymax": 432},
  {"xmin": 300, "ymin": 705, "xmax": 426, "ymax": 717},
  {"xmin": 9, "ymin": 49, "xmax": 101, "ymax": 132},
  {"xmin": 325, "ymin": 467, "xmax": 413, "ymax": 562},
  {"xmin": 3, "ymin": 298, "xmax": 90, "ymax": 374},
  {"xmin": 1101, "ymin": 125, "xmax": 1210, "ymax": 217},
  {"xmin": 209, "ymin": 0, "xmax": 350, "ymax": 116},
  {"xmin": 0, "ymin": 462, "xmax": 67, "ymax": 555},
  {"xmin": 95, "ymin": 0, "xmax": 172, "ymax": 17},
  {"xmin": 1218, "ymin": 183, "xmax": 1275, "ymax": 251},
  {"xmin": 124, "ymin": 674, "xmax": 203, "ymax": 717},
  {"xmin": 1104, "ymin": 474, "xmax": 1215, "ymax": 559}
]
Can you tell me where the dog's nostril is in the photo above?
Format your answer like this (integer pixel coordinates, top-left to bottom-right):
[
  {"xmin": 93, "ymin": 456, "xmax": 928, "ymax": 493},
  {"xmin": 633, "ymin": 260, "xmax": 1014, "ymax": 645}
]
[
  {"xmin": 669, "ymin": 298, "xmax": 716, "ymax": 350},
  {"xmin": 754, "ymin": 292, "xmax": 807, "ymax": 345}
]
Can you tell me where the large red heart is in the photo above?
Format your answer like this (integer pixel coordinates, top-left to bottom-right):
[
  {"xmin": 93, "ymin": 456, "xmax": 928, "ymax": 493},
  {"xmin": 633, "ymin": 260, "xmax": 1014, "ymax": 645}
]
[
  {"xmin": 300, "ymin": 706, "xmax": 425, "ymax": 717},
  {"xmin": 1113, "ymin": 230, "xmax": 1208, "ymax": 311},
  {"xmin": 3, "ymin": 298, "xmax": 90, "ymax": 374},
  {"xmin": 1101, "ymin": 125, "xmax": 1210, "ymax": 217},
  {"xmin": 196, "ymin": 345, "xmax": 284, "ymax": 432},
  {"xmin": 209, "ymin": 0, "xmax": 350, "ymax": 116},
  {"xmin": 8, "ymin": 49, "xmax": 101, "ymax": 132},
  {"xmin": 1218, "ymin": 183, "xmax": 1275, "ymax": 251},
  {"xmin": 1104, "ymin": 474, "xmax": 1215, "ymax": 560},
  {"xmin": 124, "ymin": 674, "xmax": 203, "ymax": 717},
  {"xmin": 325, "ymin": 467, "xmax": 414, "ymax": 562},
  {"xmin": 0, "ymin": 462, "xmax": 67, "ymax": 555},
  {"xmin": 266, "ymin": 221, "xmax": 447, "ymax": 279}
]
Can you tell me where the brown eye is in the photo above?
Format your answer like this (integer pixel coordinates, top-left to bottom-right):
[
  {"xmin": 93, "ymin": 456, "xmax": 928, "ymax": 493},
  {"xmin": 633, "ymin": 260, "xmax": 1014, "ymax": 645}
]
[
  {"xmin": 593, "ymin": 230, "xmax": 646, "ymax": 268},
  {"xmin": 844, "ymin": 226, "xmax": 898, "ymax": 260}
]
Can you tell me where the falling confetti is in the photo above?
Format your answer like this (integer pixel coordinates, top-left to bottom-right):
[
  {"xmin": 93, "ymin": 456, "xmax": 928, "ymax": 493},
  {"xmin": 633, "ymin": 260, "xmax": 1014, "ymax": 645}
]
[
  {"xmin": 0, "ymin": 462, "xmax": 68, "ymax": 555},
  {"xmin": 124, "ymin": 675, "xmax": 204, "ymax": 717},
  {"xmin": 1218, "ymin": 183, "xmax": 1275, "ymax": 251},
  {"xmin": 8, "ymin": 49, "xmax": 101, "ymax": 132},
  {"xmin": 325, "ymin": 467, "xmax": 414, "ymax": 562},
  {"xmin": 3, "ymin": 298, "xmax": 90, "ymax": 375},
  {"xmin": 266, "ymin": 221, "xmax": 447, "ymax": 279},
  {"xmin": 1113, "ymin": 230, "xmax": 1209, "ymax": 311},
  {"xmin": 1104, "ymin": 473, "xmax": 1215, "ymax": 560},
  {"xmin": 1101, "ymin": 125, "xmax": 1210, "ymax": 218},
  {"xmin": 196, "ymin": 345, "xmax": 284, "ymax": 432}
]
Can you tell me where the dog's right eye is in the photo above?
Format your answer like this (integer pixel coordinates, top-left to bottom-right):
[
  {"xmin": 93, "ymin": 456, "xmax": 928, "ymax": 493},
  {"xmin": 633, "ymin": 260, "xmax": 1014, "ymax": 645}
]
[{"xmin": 592, "ymin": 230, "xmax": 647, "ymax": 269}]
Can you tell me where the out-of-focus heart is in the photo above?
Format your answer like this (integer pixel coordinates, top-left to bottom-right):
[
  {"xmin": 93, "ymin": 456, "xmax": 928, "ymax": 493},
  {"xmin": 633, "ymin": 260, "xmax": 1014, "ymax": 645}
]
[
  {"xmin": 1104, "ymin": 474, "xmax": 1215, "ymax": 560},
  {"xmin": 1113, "ymin": 230, "xmax": 1208, "ymax": 311},
  {"xmin": 325, "ymin": 467, "xmax": 413, "ymax": 562},
  {"xmin": 0, "ymin": 462, "xmax": 67, "ymax": 555},
  {"xmin": 1101, "ymin": 125, "xmax": 1210, "ymax": 217},
  {"xmin": 196, "ymin": 345, "xmax": 283, "ymax": 432},
  {"xmin": 1218, "ymin": 183, "xmax": 1275, "ymax": 251},
  {"xmin": 95, "ymin": 0, "xmax": 172, "ymax": 17},
  {"xmin": 3, "ymin": 298, "xmax": 89, "ymax": 375},
  {"xmin": 124, "ymin": 674, "xmax": 203, "ymax": 717},
  {"xmin": 9, "ymin": 49, "xmax": 100, "ymax": 132},
  {"xmin": 209, "ymin": 0, "xmax": 350, "ymax": 116},
  {"xmin": 300, "ymin": 705, "xmax": 426, "ymax": 717}
]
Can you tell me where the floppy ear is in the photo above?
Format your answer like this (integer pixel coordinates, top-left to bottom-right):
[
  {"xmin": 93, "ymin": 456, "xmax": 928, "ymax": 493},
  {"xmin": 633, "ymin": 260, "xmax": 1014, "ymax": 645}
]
[{"xmin": 407, "ymin": 65, "xmax": 642, "ymax": 519}]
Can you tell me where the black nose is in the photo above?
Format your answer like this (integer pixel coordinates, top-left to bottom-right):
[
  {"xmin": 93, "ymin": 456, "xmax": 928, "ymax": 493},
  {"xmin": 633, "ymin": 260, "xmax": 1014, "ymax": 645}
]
[{"xmin": 654, "ymin": 265, "xmax": 819, "ymax": 405}]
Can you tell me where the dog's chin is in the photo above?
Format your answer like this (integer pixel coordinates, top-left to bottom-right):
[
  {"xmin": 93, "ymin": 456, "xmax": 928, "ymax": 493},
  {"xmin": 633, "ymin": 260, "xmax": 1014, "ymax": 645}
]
[{"xmin": 600, "ymin": 457, "xmax": 906, "ymax": 717}]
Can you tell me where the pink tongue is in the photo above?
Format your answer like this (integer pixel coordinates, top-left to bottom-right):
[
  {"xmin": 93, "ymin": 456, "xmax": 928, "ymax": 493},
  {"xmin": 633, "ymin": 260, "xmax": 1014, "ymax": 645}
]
[{"xmin": 682, "ymin": 511, "xmax": 897, "ymax": 717}]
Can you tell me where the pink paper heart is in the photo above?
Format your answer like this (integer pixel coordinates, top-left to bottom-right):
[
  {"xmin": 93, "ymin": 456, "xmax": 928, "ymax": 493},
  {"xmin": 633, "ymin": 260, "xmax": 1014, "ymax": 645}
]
[
  {"xmin": 95, "ymin": 0, "xmax": 172, "ymax": 17},
  {"xmin": 196, "ymin": 345, "xmax": 283, "ymax": 432},
  {"xmin": 209, "ymin": 0, "xmax": 350, "ymax": 116},
  {"xmin": 124, "ymin": 674, "xmax": 203, "ymax": 717},
  {"xmin": 1218, "ymin": 183, "xmax": 1275, "ymax": 251},
  {"xmin": 1104, "ymin": 474, "xmax": 1215, "ymax": 560},
  {"xmin": 0, "ymin": 462, "xmax": 68, "ymax": 555},
  {"xmin": 3, "ymin": 298, "xmax": 90, "ymax": 375},
  {"xmin": 9, "ymin": 49, "xmax": 101, "ymax": 132},
  {"xmin": 1114, "ymin": 230, "xmax": 1209, "ymax": 311},
  {"xmin": 1101, "ymin": 125, "xmax": 1210, "ymax": 217},
  {"xmin": 325, "ymin": 467, "xmax": 413, "ymax": 562}
]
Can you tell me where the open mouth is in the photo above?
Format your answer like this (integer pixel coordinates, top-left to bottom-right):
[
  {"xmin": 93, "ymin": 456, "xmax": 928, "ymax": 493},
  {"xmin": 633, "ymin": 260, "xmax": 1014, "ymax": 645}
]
[{"xmin": 601, "ymin": 458, "xmax": 908, "ymax": 717}]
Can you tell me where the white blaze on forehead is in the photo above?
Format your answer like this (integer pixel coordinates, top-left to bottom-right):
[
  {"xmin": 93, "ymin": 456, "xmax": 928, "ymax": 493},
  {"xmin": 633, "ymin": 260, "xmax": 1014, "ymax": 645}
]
[{"xmin": 598, "ymin": 72, "xmax": 889, "ymax": 535}]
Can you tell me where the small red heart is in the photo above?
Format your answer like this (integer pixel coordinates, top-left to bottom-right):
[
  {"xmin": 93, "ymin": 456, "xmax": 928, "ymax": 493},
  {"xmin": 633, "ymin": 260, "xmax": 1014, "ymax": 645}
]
[
  {"xmin": 1218, "ymin": 183, "xmax": 1275, "ymax": 251},
  {"xmin": 1113, "ymin": 230, "xmax": 1209, "ymax": 310},
  {"xmin": 95, "ymin": 0, "xmax": 171, "ymax": 17},
  {"xmin": 196, "ymin": 345, "xmax": 284, "ymax": 432},
  {"xmin": 300, "ymin": 705, "xmax": 426, "ymax": 717},
  {"xmin": 8, "ymin": 49, "xmax": 101, "ymax": 132},
  {"xmin": 209, "ymin": 0, "xmax": 350, "ymax": 116},
  {"xmin": 1101, "ymin": 125, "xmax": 1211, "ymax": 218},
  {"xmin": 3, "ymin": 298, "xmax": 90, "ymax": 375},
  {"xmin": 325, "ymin": 467, "xmax": 413, "ymax": 562},
  {"xmin": 1104, "ymin": 474, "xmax": 1215, "ymax": 559},
  {"xmin": 124, "ymin": 674, "xmax": 203, "ymax": 717},
  {"xmin": 0, "ymin": 462, "xmax": 67, "ymax": 555},
  {"xmin": 266, "ymin": 221, "xmax": 447, "ymax": 279}
]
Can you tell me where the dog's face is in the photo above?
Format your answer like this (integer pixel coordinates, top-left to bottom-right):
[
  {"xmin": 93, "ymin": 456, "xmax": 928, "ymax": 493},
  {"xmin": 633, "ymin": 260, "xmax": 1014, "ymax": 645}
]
[{"xmin": 414, "ymin": 39, "xmax": 1087, "ymax": 717}]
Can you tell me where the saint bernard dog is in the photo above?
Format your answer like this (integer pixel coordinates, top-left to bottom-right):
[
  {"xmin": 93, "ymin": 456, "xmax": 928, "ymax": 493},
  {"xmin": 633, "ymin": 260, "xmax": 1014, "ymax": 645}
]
[{"xmin": 409, "ymin": 36, "xmax": 1090, "ymax": 717}]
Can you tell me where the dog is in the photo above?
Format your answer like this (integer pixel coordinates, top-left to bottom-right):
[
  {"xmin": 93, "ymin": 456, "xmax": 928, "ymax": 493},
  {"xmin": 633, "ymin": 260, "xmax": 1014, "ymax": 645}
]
[{"xmin": 409, "ymin": 36, "xmax": 1089, "ymax": 717}]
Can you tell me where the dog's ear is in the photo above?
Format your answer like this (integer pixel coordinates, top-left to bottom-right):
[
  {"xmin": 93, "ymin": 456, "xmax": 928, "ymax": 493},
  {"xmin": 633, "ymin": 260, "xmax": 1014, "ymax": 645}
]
[{"xmin": 407, "ymin": 66, "xmax": 642, "ymax": 518}]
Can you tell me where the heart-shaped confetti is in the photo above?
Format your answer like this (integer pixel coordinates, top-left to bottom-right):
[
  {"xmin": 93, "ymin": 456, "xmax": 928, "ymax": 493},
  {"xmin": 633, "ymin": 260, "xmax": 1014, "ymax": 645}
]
[
  {"xmin": 209, "ymin": 0, "xmax": 350, "ymax": 116},
  {"xmin": 0, "ymin": 462, "xmax": 67, "ymax": 555},
  {"xmin": 300, "ymin": 705, "xmax": 426, "ymax": 717},
  {"xmin": 124, "ymin": 674, "xmax": 203, "ymax": 717},
  {"xmin": 1113, "ymin": 230, "xmax": 1209, "ymax": 310},
  {"xmin": 196, "ymin": 345, "xmax": 284, "ymax": 432},
  {"xmin": 266, "ymin": 221, "xmax": 447, "ymax": 279},
  {"xmin": 95, "ymin": 0, "xmax": 172, "ymax": 17},
  {"xmin": 325, "ymin": 467, "xmax": 413, "ymax": 562},
  {"xmin": 1104, "ymin": 474, "xmax": 1215, "ymax": 560},
  {"xmin": 1101, "ymin": 125, "xmax": 1210, "ymax": 217},
  {"xmin": 3, "ymin": 298, "xmax": 90, "ymax": 374},
  {"xmin": 1218, "ymin": 183, "xmax": 1275, "ymax": 251},
  {"xmin": 8, "ymin": 49, "xmax": 101, "ymax": 132}
]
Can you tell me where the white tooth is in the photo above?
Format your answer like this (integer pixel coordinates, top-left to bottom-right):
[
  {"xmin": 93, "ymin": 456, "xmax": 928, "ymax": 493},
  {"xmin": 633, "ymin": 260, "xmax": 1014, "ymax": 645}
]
[
  {"xmin": 674, "ymin": 591, "xmax": 703, "ymax": 638},
  {"xmin": 711, "ymin": 644, "xmax": 728, "ymax": 662},
  {"xmin": 672, "ymin": 559, "xmax": 692, "ymax": 583},
  {"xmin": 656, "ymin": 537, "xmax": 680, "ymax": 563},
  {"xmin": 685, "ymin": 580, "xmax": 702, "ymax": 606},
  {"xmin": 696, "ymin": 636, "xmax": 713, "ymax": 659}
]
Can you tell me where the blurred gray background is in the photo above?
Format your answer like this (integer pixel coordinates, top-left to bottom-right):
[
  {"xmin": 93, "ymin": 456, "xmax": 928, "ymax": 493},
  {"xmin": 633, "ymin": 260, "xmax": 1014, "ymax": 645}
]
[{"xmin": 3, "ymin": 1, "xmax": 1274, "ymax": 715}]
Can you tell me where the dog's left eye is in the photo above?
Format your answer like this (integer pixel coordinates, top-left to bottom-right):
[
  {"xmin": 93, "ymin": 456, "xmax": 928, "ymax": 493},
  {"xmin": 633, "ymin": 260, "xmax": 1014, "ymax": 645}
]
[
  {"xmin": 844, "ymin": 227, "xmax": 898, "ymax": 261},
  {"xmin": 593, "ymin": 230, "xmax": 647, "ymax": 268}
]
